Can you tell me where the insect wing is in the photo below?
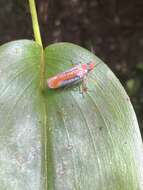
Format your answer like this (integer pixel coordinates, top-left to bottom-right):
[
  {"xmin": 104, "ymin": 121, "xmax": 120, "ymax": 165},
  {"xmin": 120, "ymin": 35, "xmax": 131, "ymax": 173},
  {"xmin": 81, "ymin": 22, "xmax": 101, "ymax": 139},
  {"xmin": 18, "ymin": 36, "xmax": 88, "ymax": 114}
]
[
  {"xmin": 47, "ymin": 63, "xmax": 91, "ymax": 89},
  {"xmin": 47, "ymin": 65, "xmax": 81, "ymax": 89},
  {"xmin": 58, "ymin": 76, "xmax": 83, "ymax": 88},
  {"xmin": 47, "ymin": 75, "xmax": 61, "ymax": 88}
]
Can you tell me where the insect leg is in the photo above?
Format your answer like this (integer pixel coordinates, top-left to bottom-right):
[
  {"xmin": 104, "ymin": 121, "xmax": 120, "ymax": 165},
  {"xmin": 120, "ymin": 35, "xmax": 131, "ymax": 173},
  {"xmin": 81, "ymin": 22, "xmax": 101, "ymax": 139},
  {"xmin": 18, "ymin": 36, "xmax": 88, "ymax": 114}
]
[
  {"xmin": 80, "ymin": 76, "xmax": 94, "ymax": 96},
  {"xmin": 77, "ymin": 77, "xmax": 87, "ymax": 98},
  {"xmin": 82, "ymin": 76, "xmax": 88, "ymax": 93}
]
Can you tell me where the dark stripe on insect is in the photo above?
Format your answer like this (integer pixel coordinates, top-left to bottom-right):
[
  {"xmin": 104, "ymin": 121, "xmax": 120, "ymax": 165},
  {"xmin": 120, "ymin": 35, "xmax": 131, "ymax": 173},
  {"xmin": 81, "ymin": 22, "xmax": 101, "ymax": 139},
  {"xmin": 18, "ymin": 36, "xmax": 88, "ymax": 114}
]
[{"xmin": 59, "ymin": 76, "xmax": 83, "ymax": 88}]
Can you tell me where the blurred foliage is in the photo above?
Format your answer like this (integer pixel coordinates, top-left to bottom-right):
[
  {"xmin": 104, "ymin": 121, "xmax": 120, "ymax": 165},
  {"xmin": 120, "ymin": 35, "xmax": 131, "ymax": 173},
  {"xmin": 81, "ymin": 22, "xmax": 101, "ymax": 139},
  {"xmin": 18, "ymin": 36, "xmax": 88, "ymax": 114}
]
[
  {"xmin": 126, "ymin": 78, "xmax": 141, "ymax": 96},
  {"xmin": 0, "ymin": 0, "xmax": 142, "ymax": 132}
]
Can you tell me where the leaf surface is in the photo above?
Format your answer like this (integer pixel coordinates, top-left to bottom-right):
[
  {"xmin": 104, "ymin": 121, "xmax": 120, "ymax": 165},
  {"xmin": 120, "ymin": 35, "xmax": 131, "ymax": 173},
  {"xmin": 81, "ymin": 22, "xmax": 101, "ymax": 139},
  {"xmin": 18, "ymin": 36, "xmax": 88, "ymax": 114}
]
[{"xmin": 0, "ymin": 40, "xmax": 143, "ymax": 190}]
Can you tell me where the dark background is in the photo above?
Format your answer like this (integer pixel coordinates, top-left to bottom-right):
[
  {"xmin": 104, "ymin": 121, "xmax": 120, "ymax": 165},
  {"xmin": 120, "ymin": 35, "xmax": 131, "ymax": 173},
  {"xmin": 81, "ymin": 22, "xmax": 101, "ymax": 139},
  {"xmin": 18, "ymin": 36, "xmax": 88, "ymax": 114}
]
[{"xmin": 0, "ymin": 0, "xmax": 143, "ymax": 133}]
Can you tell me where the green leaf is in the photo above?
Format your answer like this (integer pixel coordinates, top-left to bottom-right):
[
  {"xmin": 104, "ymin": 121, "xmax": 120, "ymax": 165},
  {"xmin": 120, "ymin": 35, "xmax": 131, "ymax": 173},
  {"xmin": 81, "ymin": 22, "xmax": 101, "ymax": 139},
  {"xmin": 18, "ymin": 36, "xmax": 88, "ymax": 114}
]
[{"xmin": 0, "ymin": 40, "xmax": 143, "ymax": 190}]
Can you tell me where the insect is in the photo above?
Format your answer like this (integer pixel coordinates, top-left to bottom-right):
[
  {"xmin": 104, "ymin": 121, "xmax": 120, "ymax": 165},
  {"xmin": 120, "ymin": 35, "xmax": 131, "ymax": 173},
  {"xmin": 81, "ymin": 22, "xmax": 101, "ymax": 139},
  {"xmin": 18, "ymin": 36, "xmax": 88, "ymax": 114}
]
[{"xmin": 47, "ymin": 61, "xmax": 95, "ymax": 89}]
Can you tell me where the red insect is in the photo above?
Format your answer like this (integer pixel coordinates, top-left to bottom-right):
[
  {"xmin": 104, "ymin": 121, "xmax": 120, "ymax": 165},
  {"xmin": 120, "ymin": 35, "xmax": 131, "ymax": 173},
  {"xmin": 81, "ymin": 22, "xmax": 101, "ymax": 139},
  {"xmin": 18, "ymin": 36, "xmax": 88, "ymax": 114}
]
[{"xmin": 47, "ymin": 61, "xmax": 95, "ymax": 89}]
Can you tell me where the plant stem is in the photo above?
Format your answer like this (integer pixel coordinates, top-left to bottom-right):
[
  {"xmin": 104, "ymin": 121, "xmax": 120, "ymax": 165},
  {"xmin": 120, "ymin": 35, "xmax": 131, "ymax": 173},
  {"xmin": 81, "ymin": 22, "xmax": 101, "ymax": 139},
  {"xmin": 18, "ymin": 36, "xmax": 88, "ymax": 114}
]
[
  {"xmin": 40, "ymin": 49, "xmax": 46, "ymax": 91},
  {"xmin": 29, "ymin": 0, "xmax": 43, "ymax": 47},
  {"xmin": 29, "ymin": 0, "xmax": 45, "ymax": 91}
]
